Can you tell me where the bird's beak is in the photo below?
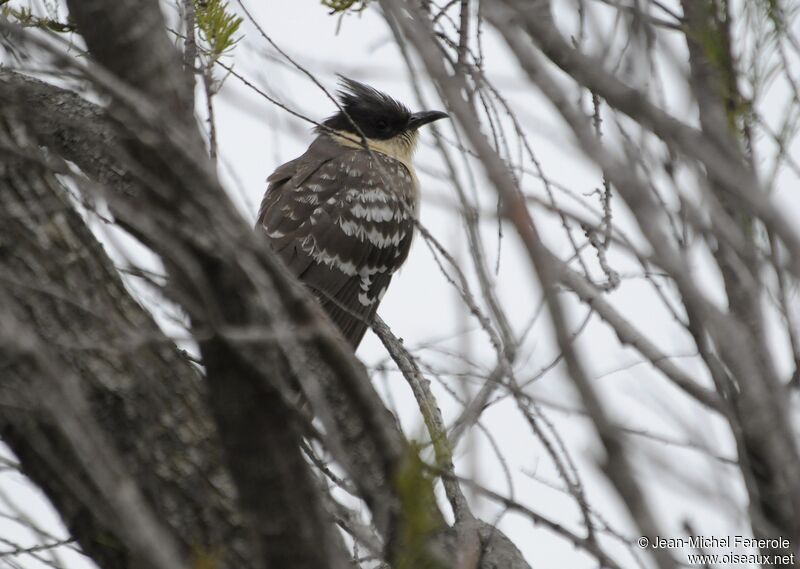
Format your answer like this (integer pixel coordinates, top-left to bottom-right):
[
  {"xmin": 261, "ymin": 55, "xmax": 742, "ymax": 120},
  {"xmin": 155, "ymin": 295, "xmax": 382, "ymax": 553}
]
[{"xmin": 408, "ymin": 110, "xmax": 449, "ymax": 130}]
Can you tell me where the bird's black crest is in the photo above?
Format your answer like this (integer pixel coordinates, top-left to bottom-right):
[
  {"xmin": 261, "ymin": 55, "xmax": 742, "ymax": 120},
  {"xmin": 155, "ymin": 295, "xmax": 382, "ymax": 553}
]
[{"xmin": 320, "ymin": 76, "xmax": 411, "ymax": 140}]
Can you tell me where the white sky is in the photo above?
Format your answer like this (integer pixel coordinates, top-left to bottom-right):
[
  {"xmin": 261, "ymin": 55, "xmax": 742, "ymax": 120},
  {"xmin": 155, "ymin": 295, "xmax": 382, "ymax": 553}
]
[
  {"xmin": 4, "ymin": 1, "xmax": 800, "ymax": 568},
  {"xmin": 207, "ymin": 2, "xmax": 759, "ymax": 567}
]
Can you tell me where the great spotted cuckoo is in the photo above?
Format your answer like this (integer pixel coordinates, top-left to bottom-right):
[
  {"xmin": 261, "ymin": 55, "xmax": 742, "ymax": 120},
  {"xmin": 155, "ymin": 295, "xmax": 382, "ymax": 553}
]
[{"xmin": 257, "ymin": 77, "xmax": 448, "ymax": 348}]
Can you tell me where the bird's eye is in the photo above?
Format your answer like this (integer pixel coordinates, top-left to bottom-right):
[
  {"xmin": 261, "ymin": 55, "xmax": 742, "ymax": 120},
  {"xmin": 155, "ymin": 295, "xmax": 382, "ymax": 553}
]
[{"xmin": 377, "ymin": 119, "xmax": 388, "ymax": 130}]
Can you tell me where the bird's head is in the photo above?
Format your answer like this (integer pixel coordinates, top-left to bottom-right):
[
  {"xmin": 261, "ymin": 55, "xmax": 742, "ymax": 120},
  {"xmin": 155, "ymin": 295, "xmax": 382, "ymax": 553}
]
[{"xmin": 320, "ymin": 76, "xmax": 448, "ymax": 157}]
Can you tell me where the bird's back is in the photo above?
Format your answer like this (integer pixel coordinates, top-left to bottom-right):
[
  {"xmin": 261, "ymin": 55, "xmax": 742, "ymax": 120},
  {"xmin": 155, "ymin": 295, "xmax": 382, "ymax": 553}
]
[{"xmin": 257, "ymin": 134, "xmax": 418, "ymax": 348}]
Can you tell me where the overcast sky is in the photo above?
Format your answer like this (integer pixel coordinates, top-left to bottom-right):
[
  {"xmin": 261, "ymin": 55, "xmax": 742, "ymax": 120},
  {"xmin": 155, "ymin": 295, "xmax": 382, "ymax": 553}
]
[
  {"xmin": 4, "ymin": 1, "xmax": 799, "ymax": 568},
  {"xmin": 208, "ymin": 3, "xmax": 754, "ymax": 567}
]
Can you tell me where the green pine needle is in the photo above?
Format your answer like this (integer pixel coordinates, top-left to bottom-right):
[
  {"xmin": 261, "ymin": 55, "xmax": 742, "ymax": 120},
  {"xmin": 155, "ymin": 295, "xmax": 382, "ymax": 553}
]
[
  {"xmin": 321, "ymin": 0, "xmax": 369, "ymax": 15},
  {"xmin": 194, "ymin": 0, "xmax": 243, "ymax": 59}
]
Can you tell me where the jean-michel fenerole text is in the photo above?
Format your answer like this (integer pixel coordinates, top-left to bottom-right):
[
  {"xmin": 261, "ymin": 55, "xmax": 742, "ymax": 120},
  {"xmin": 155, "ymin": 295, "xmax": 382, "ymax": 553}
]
[{"xmin": 651, "ymin": 536, "xmax": 791, "ymax": 550}]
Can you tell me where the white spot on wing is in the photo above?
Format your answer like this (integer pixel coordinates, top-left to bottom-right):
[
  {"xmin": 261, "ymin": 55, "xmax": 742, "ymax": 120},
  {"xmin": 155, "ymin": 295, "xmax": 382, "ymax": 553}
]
[
  {"xmin": 360, "ymin": 188, "xmax": 390, "ymax": 203},
  {"xmin": 365, "ymin": 228, "xmax": 402, "ymax": 247},
  {"xmin": 299, "ymin": 235, "xmax": 358, "ymax": 275},
  {"xmin": 350, "ymin": 204, "xmax": 395, "ymax": 222},
  {"xmin": 337, "ymin": 218, "xmax": 405, "ymax": 247},
  {"xmin": 296, "ymin": 193, "xmax": 318, "ymax": 205}
]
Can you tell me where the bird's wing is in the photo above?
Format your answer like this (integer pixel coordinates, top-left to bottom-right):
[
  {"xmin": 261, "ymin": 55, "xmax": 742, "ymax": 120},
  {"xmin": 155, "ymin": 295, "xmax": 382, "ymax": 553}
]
[
  {"xmin": 258, "ymin": 142, "xmax": 416, "ymax": 347},
  {"xmin": 257, "ymin": 135, "xmax": 343, "ymax": 233}
]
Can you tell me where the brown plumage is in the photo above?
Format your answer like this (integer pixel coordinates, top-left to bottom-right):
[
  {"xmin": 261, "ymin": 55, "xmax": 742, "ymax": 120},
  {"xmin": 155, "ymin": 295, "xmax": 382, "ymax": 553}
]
[{"xmin": 257, "ymin": 77, "xmax": 448, "ymax": 348}]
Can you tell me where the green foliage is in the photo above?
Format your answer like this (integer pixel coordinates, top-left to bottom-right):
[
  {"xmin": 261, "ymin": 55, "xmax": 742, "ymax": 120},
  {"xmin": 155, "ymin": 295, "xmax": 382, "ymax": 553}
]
[
  {"xmin": 321, "ymin": 0, "xmax": 369, "ymax": 15},
  {"xmin": 0, "ymin": 1, "xmax": 75, "ymax": 33},
  {"xmin": 393, "ymin": 443, "xmax": 447, "ymax": 569},
  {"xmin": 193, "ymin": 0, "xmax": 242, "ymax": 60}
]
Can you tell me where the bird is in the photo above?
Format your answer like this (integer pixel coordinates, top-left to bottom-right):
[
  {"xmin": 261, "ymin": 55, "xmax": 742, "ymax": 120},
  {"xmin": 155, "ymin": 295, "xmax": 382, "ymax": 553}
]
[{"xmin": 257, "ymin": 76, "xmax": 448, "ymax": 349}]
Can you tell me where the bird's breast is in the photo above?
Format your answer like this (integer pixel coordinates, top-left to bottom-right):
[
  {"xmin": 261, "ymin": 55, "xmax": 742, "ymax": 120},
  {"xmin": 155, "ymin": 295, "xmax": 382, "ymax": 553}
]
[{"xmin": 336, "ymin": 147, "xmax": 419, "ymax": 211}]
